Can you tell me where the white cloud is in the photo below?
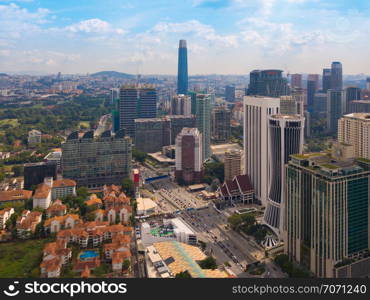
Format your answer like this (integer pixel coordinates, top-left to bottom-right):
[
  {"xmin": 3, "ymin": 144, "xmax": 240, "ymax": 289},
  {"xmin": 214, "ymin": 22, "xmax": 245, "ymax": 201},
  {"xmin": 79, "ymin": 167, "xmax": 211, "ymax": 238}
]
[{"xmin": 64, "ymin": 18, "xmax": 126, "ymax": 35}]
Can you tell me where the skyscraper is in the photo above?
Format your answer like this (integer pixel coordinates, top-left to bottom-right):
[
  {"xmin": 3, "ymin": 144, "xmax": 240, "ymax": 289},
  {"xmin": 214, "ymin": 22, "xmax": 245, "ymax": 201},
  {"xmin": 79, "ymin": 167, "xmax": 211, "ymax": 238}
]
[
  {"xmin": 306, "ymin": 80, "xmax": 317, "ymax": 112},
  {"xmin": 171, "ymin": 94, "xmax": 191, "ymax": 116},
  {"xmin": 118, "ymin": 86, "xmax": 157, "ymax": 139},
  {"xmin": 177, "ymin": 40, "xmax": 188, "ymax": 95},
  {"xmin": 366, "ymin": 77, "xmax": 370, "ymax": 90},
  {"xmin": 247, "ymin": 70, "xmax": 289, "ymax": 97},
  {"xmin": 211, "ymin": 107, "xmax": 231, "ymax": 144},
  {"xmin": 322, "ymin": 68, "xmax": 332, "ymax": 92},
  {"xmin": 264, "ymin": 115, "xmax": 304, "ymax": 235},
  {"xmin": 244, "ymin": 96, "xmax": 280, "ymax": 205},
  {"xmin": 196, "ymin": 94, "xmax": 211, "ymax": 161},
  {"xmin": 331, "ymin": 61, "xmax": 343, "ymax": 90},
  {"xmin": 344, "ymin": 87, "xmax": 361, "ymax": 113},
  {"xmin": 327, "ymin": 89, "xmax": 345, "ymax": 134},
  {"xmin": 224, "ymin": 150, "xmax": 242, "ymax": 182},
  {"xmin": 175, "ymin": 128, "xmax": 203, "ymax": 185},
  {"xmin": 284, "ymin": 153, "xmax": 370, "ymax": 278},
  {"xmin": 290, "ymin": 74, "xmax": 302, "ymax": 89},
  {"xmin": 225, "ymin": 85, "xmax": 236, "ymax": 102},
  {"xmin": 338, "ymin": 113, "xmax": 370, "ymax": 160}
]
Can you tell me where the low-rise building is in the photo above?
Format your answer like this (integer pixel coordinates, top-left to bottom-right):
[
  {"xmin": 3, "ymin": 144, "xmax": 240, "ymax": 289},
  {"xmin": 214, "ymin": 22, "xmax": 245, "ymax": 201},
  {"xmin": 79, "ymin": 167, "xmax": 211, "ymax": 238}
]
[
  {"xmin": 0, "ymin": 207, "xmax": 14, "ymax": 230},
  {"xmin": 51, "ymin": 179, "xmax": 77, "ymax": 200},
  {"xmin": 46, "ymin": 200, "xmax": 67, "ymax": 218},
  {"xmin": 44, "ymin": 214, "xmax": 81, "ymax": 233},
  {"xmin": 141, "ymin": 218, "xmax": 197, "ymax": 247},
  {"xmin": 136, "ymin": 197, "xmax": 158, "ymax": 216},
  {"xmin": 0, "ymin": 189, "xmax": 32, "ymax": 205},
  {"xmin": 146, "ymin": 241, "xmax": 229, "ymax": 278},
  {"xmin": 40, "ymin": 240, "xmax": 72, "ymax": 278},
  {"xmin": 28, "ymin": 129, "xmax": 42, "ymax": 145},
  {"xmin": 16, "ymin": 210, "xmax": 42, "ymax": 239},
  {"xmin": 218, "ymin": 174, "xmax": 254, "ymax": 205}
]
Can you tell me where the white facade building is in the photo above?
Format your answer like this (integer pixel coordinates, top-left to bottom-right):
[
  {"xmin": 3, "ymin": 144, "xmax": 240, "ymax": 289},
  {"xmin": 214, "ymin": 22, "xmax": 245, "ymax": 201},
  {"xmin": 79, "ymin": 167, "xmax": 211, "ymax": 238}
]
[{"xmin": 243, "ymin": 96, "xmax": 280, "ymax": 206}]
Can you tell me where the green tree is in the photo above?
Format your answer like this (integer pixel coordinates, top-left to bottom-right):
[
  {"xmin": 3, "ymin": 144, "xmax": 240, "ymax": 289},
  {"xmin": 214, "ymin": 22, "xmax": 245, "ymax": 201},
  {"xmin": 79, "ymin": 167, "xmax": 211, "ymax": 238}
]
[
  {"xmin": 175, "ymin": 270, "xmax": 192, "ymax": 278},
  {"xmin": 122, "ymin": 178, "xmax": 134, "ymax": 197},
  {"xmin": 199, "ymin": 256, "xmax": 217, "ymax": 270},
  {"xmin": 132, "ymin": 148, "xmax": 147, "ymax": 163},
  {"xmin": 122, "ymin": 259, "xmax": 130, "ymax": 270}
]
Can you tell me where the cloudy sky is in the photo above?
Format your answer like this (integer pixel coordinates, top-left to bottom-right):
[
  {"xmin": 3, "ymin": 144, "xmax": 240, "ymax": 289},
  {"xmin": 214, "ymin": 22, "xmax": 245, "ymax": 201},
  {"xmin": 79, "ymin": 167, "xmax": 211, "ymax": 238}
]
[{"xmin": 0, "ymin": 0, "xmax": 369, "ymax": 75}]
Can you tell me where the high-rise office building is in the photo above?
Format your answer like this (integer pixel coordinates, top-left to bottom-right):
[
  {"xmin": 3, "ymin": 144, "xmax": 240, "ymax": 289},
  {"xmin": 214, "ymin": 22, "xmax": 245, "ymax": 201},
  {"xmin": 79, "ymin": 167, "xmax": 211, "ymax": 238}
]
[
  {"xmin": 247, "ymin": 70, "xmax": 289, "ymax": 98},
  {"xmin": 327, "ymin": 89, "xmax": 345, "ymax": 134},
  {"xmin": 313, "ymin": 92, "xmax": 327, "ymax": 116},
  {"xmin": 344, "ymin": 87, "xmax": 361, "ymax": 113},
  {"xmin": 264, "ymin": 115, "xmax": 304, "ymax": 236},
  {"xmin": 167, "ymin": 115, "xmax": 196, "ymax": 145},
  {"xmin": 331, "ymin": 61, "xmax": 343, "ymax": 90},
  {"xmin": 366, "ymin": 77, "xmax": 370, "ymax": 90},
  {"xmin": 24, "ymin": 162, "xmax": 57, "ymax": 190},
  {"xmin": 177, "ymin": 40, "xmax": 188, "ymax": 95},
  {"xmin": 196, "ymin": 94, "xmax": 211, "ymax": 161},
  {"xmin": 307, "ymin": 74, "xmax": 320, "ymax": 89},
  {"xmin": 280, "ymin": 96, "xmax": 298, "ymax": 115},
  {"xmin": 171, "ymin": 94, "xmax": 191, "ymax": 116},
  {"xmin": 175, "ymin": 128, "xmax": 203, "ymax": 185},
  {"xmin": 225, "ymin": 85, "xmax": 236, "ymax": 102},
  {"xmin": 290, "ymin": 74, "xmax": 302, "ymax": 89},
  {"xmin": 224, "ymin": 150, "xmax": 242, "ymax": 182},
  {"xmin": 284, "ymin": 153, "xmax": 370, "ymax": 278},
  {"xmin": 188, "ymin": 91, "xmax": 197, "ymax": 115},
  {"xmin": 118, "ymin": 86, "xmax": 157, "ymax": 138},
  {"xmin": 291, "ymin": 89, "xmax": 305, "ymax": 116},
  {"xmin": 322, "ymin": 68, "xmax": 332, "ymax": 92},
  {"xmin": 349, "ymin": 100, "xmax": 370, "ymax": 113},
  {"xmin": 211, "ymin": 107, "xmax": 231, "ymax": 144},
  {"xmin": 134, "ymin": 118, "xmax": 169, "ymax": 153},
  {"xmin": 61, "ymin": 130, "xmax": 132, "ymax": 188},
  {"xmin": 134, "ymin": 115, "xmax": 195, "ymax": 153},
  {"xmin": 307, "ymin": 80, "xmax": 317, "ymax": 112},
  {"xmin": 338, "ymin": 113, "xmax": 370, "ymax": 160},
  {"xmin": 244, "ymin": 96, "xmax": 280, "ymax": 205}
]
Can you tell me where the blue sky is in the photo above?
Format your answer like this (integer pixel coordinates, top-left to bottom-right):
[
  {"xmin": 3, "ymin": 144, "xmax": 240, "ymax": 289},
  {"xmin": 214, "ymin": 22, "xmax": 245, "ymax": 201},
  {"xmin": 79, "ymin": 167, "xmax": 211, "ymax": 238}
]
[{"xmin": 0, "ymin": 0, "xmax": 369, "ymax": 74}]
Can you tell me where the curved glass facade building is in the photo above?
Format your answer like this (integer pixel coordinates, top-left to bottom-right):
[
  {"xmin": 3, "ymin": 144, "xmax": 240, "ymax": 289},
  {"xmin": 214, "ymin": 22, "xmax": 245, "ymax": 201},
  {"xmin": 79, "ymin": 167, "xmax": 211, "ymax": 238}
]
[{"xmin": 264, "ymin": 115, "xmax": 304, "ymax": 236}]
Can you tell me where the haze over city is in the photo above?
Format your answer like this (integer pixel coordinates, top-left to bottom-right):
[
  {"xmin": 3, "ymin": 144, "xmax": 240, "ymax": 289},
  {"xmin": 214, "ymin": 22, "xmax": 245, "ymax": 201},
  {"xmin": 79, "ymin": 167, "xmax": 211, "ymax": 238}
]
[{"xmin": 1, "ymin": 0, "xmax": 370, "ymax": 74}]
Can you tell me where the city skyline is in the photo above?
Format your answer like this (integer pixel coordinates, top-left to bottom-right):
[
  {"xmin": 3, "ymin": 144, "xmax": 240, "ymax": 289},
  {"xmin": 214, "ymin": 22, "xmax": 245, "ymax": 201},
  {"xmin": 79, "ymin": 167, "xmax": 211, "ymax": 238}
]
[{"xmin": 1, "ymin": 0, "xmax": 370, "ymax": 75}]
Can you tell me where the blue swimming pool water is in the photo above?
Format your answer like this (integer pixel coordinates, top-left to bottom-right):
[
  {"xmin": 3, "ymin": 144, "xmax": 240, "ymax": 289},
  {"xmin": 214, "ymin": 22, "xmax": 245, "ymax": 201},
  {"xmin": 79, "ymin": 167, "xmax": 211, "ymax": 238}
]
[{"xmin": 79, "ymin": 250, "xmax": 99, "ymax": 260}]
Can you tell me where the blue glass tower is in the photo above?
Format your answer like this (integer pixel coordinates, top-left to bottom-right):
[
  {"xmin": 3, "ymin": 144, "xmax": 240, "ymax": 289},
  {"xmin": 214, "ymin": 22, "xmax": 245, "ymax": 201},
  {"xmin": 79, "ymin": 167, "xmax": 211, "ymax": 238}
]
[{"xmin": 177, "ymin": 40, "xmax": 188, "ymax": 95}]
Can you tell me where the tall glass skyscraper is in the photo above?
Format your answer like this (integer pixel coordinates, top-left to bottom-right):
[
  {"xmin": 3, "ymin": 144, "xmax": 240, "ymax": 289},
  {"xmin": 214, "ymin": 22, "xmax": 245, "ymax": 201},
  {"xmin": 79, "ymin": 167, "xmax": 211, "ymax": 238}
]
[
  {"xmin": 331, "ymin": 61, "xmax": 343, "ymax": 90},
  {"xmin": 177, "ymin": 40, "xmax": 188, "ymax": 95},
  {"xmin": 195, "ymin": 94, "xmax": 211, "ymax": 161}
]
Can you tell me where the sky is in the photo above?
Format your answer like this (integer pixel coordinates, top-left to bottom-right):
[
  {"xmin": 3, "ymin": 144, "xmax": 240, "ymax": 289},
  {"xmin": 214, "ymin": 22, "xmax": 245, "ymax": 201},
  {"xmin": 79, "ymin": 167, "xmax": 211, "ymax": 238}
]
[{"xmin": 0, "ymin": 0, "xmax": 370, "ymax": 75}]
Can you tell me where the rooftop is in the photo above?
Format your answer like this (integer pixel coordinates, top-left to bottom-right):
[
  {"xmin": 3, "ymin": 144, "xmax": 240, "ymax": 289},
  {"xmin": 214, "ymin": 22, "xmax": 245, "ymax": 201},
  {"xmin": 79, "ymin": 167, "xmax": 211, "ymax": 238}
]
[{"xmin": 342, "ymin": 113, "xmax": 370, "ymax": 121}]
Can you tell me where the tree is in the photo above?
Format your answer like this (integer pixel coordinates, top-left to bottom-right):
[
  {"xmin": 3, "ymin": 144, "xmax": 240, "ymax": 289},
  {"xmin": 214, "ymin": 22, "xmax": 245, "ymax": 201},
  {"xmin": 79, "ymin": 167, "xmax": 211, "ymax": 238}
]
[
  {"xmin": 228, "ymin": 214, "xmax": 243, "ymax": 230},
  {"xmin": 122, "ymin": 178, "xmax": 134, "ymax": 197},
  {"xmin": 77, "ymin": 187, "xmax": 89, "ymax": 199},
  {"xmin": 132, "ymin": 148, "xmax": 147, "ymax": 163},
  {"xmin": 122, "ymin": 259, "xmax": 130, "ymax": 270},
  {"xmin": 175, "ymin": 270, "xmax": 192, "ymax": 278},
  {"xmin": 199, "ymin": 256, "xmax": 217, "ymax": 270},
  {"xmin": 204, "ymin": 162, "xmax": 224, "ymax": 183}
]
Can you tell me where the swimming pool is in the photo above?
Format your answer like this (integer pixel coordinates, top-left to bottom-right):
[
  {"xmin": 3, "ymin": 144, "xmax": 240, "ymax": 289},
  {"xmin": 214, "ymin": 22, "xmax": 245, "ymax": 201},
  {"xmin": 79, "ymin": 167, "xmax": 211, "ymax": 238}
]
[{"xmin": 79, "ymin": 250, "xmax": 99, "ymax": 261}]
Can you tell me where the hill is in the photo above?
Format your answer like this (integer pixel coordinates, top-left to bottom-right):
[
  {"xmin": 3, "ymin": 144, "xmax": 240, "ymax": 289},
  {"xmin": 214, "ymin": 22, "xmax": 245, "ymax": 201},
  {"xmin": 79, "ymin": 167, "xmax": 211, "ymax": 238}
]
[{"xmin": 90, "ymin": 71, "xmax": 135, "ymax": 79}]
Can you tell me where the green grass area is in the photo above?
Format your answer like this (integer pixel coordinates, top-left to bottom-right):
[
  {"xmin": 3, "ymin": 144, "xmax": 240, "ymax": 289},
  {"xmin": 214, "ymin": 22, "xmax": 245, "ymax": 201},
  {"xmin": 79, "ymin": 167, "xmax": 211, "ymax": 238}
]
[
  {"xmin": 320, "ymin": 163, "xmax": 339, "ymax": 170},
  {"xmin": 0, "ymin": 238, "xmax": 53, "ymax": 278},
  {"xmin": 0, "ymin": 118, "xmax": 19, "ymax": 127},
  {"xmin": 357, "ymin": 157, "xmax": 370, "ymax": 164}
]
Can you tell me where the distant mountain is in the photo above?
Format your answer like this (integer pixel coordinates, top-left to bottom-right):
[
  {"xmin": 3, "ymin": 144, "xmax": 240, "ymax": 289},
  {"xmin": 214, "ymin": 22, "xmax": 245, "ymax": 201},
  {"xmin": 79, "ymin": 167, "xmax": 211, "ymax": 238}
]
[
  {"xmin": 90, "ymin": 71, "xmax": 135, "ymax": 79},
  {"xmin": 0, "ymin": 73, "xmax": 8, "ymax": 77}
]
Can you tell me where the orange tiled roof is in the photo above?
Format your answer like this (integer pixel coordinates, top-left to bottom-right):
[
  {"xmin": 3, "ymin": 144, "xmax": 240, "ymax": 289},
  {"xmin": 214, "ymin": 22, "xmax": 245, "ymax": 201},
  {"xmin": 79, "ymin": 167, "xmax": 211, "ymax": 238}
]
[
  {"xmin": 0, "ymin": 190, "xmax": 32, "ymax": 202},
  {"xmin": 34, "ymin": 183, "xmax": 51, "ymax": 199},
  {"xmin": 53, "ymin": 179, "xmax": 77, "ymax": 188},
  {"xmin": 44, "ymin": 214, "xmax": 80, "ymax": 227}
]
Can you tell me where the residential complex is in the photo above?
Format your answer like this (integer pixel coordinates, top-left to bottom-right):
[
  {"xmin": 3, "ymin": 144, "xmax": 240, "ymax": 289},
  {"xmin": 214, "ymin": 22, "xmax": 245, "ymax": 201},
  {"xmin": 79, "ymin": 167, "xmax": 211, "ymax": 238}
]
[{"xmin": 338, "ymin": 113, "xmax": 370, "ymax": 160}]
